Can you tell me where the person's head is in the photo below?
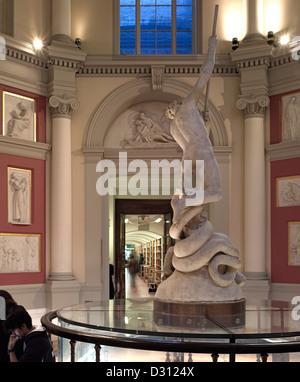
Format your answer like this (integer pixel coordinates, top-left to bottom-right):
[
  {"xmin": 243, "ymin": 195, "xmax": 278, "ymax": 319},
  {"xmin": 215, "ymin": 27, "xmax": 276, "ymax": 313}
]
[
  {"xmin": 5, "ymin": 305, "xmax": 33, "ymax": 338},
  {"xmin": 0, "ymin": 290, "xmax": 17, "ymax": 316},
  {"xmin": 165, "ymin": 98, "xmax": 184, "ymax": 120}
]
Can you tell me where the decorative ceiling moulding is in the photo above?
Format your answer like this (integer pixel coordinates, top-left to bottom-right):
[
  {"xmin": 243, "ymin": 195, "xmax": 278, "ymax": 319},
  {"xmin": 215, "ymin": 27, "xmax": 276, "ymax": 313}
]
[
  {"xmin": 1, "ymin": 35, "xmax": 297, "ymax": 81},
  {"xmin": 77, "ymin": 60, "xmax": 239, "ymax": 78}
]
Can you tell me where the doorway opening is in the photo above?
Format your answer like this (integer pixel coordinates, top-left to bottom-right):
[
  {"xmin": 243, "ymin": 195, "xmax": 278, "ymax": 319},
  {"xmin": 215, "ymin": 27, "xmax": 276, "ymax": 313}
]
[{"xmin": 115, "ymin": 199, "xmax": 173, "ymax": 299}]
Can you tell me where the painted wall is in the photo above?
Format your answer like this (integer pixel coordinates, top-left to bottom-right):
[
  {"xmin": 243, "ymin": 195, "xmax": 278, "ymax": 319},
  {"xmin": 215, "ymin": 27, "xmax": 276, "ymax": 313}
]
[
  {"xmin": 0, "ymin": 85, "xmax": 47, "ymax": 286},
  {"xmin": 270, "ymin": 90, "xmax": 300, "ymax": 284},
  {"xmin": 271, "ymin": 158, "xmax": 300, "ymax": 283}
]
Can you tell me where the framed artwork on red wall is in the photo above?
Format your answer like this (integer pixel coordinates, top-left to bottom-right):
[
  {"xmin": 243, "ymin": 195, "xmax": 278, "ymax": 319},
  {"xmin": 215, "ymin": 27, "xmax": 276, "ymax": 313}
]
[
  {"xmin": 281, "ymin": 92, "xmax": 300, "ymax": 142},
  {"xmin": 0, "ymin": 233, "xmax": 41, "ymax": 273},
  {"xmin": 0, "ymin": 85, "xmax": 46, "ymax": 143},
  {"xmin": 7, "ymin": 167, "xmax": 32, "ymax": 225},
  {"xmin": 288, "ymin": 222, "xmax": 300, "ymax": 266},
  {"xmin": 3, "ymin": 91, "xmax": 37, "ymax": 142},
  {"xmin": 276, "ymin": 175, "xmax": 300, "ymax": 208}
]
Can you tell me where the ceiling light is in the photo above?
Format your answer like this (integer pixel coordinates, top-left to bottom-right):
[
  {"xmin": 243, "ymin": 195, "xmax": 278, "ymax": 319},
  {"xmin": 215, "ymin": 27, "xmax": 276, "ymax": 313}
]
[
  {"xmin": 33, "ymin": 38, "xmax": 43, "ymax": 50},
  {"xmin": 155, "ymin": 218, "xmax": 162, "ymax": 223},
  {"xmin": 280, "ymin": 34, "xmax": 290, "ymax": 45}
]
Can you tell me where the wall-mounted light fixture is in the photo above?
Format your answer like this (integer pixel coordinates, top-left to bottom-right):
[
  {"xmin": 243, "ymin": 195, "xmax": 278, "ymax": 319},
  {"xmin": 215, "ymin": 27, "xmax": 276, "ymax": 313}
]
[
  {"xmin": 268, "ymin": 31, "xmax": 292, "ymax": 48},
  {"xmin": 267, "ymin": 31, "xmax": 278, "ymax": 47},
  {"xmin": 232, "ymin": 37, "xmax": 239, "ymax": 51},
  {"xmin": 75, "ymin": 38, "xmax": 82, "ymax": 49}
]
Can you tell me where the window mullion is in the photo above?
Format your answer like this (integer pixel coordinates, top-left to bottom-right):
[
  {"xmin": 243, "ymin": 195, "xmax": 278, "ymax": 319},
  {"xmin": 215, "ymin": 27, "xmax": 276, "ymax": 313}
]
[
  {"xmin": 172, "ymin": 0, "xmax": 176, "ymax": 54},
  {"xmin": 136, "ymin": 0, "xmax": 140, "ymax": 55}
]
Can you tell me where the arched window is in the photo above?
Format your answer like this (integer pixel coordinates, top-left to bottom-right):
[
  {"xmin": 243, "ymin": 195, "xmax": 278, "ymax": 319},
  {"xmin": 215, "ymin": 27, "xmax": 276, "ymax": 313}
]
[{"xmin": 118, "ymin": 0, "xmax": 201, "ymax": 55}]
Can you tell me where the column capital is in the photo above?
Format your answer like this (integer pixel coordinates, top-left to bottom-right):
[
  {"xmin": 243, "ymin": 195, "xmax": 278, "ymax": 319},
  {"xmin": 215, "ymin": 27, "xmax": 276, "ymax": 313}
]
[
  {"xmin": 49, "ymin": 94, "xmax": 80, "ymax": 119},
  {"xmin": 236, "ymin": 94, "xmax": 270, "ymax": 119}
]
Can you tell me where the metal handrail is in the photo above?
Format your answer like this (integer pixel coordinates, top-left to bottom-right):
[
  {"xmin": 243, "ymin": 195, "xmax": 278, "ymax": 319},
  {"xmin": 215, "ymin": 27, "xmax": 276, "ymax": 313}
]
[{"xmin": 41, "ymin": 310, "xmax": 300, "ymax": 362}]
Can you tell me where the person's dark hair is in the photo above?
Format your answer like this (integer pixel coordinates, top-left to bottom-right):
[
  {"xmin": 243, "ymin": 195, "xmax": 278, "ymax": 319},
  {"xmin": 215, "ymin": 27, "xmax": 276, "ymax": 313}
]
[
  {"xmin": 5, "ymin": 305, "xmax": 32, "ymax": 332},
  {"xmin": 0, "ymin": 290, "xmax": 17, "ymax": 316}
]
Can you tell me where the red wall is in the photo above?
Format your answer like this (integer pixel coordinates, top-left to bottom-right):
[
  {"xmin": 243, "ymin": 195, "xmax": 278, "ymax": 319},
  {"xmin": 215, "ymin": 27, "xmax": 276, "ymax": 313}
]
[
  {"xmin": 0, "ymin": 154, "xmax": 46, "ymax": 285},
  {"xmin": 271, "ymin": 158, "xmax": 300, "ymax": 284},
  {"xmin": 0, "ymin": 85, "xmax": 46, "ymax": 285},
  {"xmin": 270, "ymin": 90, "xmax": 300, "ymax": 284}
]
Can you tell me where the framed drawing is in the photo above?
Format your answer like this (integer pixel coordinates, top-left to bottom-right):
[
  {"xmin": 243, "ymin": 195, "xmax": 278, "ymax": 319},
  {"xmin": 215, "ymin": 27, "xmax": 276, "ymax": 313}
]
[
  {"xmin": 288, "ymin": 222, "xmax": 300, "ymax": 266},
  {"xmin": 276, "ymin": 176, "xmax": 300, "ymax": 207},
  {"xmin": 2, "ymin": 91, "xmax": 36, "ymax": 141},
  {"xmin": 281, "ymin": 92, "xmax": 300, "ymax": 142},
  {"xmin": 8, "ymin": 167, "xmax": 31, "ymax": 225},
  {"xmin": 0, "ymin": 233, "xmax": 41, "ymax": 273}
]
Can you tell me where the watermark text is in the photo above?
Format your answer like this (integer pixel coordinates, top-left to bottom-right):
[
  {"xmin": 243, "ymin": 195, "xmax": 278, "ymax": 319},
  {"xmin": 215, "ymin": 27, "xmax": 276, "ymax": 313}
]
[
  {"xmin": 292, "ymin": 296, "xmax": 300, "ymax": 321},
  {"xmin": 96, "ymin": 152, "xmax": 205, "ymax": 206}
]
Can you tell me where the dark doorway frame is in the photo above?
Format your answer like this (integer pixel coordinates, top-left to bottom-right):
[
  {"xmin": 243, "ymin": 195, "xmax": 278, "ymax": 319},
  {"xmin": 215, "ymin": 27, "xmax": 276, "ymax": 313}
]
[{"xmin": 115, "ymin": 199, "xmax": 173, "ymax": 299}]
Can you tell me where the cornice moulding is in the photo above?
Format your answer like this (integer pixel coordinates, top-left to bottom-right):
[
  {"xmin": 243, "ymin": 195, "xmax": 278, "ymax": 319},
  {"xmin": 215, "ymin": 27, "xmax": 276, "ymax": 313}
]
[
  {"xmin": 0, "ymin": 135, "xmax": 51, "ymax": 160},
  {"xmin": 266, "ymin": 140, "xmax": 300, "ymax": 161},
  {"xmin": 1, "ymin": 34, "xmax": 298, "ymax": 82}
]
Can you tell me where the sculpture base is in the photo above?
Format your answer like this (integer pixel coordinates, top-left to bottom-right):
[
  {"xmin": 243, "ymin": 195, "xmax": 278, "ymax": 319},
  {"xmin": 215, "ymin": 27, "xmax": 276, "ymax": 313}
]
[
  {"xmin": 154, "ymin": 298, "xmax": 246, "ymax": 329},
  {"xmin": 155, "ymin": 268, "xmax": 244, "ymax": 302}
]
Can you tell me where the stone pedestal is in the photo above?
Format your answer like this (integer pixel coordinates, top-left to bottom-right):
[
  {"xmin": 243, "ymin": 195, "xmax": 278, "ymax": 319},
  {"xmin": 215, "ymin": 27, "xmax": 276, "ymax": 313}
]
[
  {"xmin": 154, "ymin": 271, "xmax": 245, "ymax": 328},
  {"xmin": 155, "ymin": 268, "xmax": 244, "ymax": 303}
]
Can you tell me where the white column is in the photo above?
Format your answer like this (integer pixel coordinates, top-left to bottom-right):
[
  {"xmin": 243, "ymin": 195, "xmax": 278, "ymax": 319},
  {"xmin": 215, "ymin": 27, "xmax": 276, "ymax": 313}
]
[
  {"xmin": 52, "ymin": 0, "xmax": 72, "ymax": 43},
  {"xmin": 243, "ymin": 0, "xmax": 265, "ymax": 43},
  {"xmin": 237, "ymin": 94, "xmax": 270, "ymax": 280},
  {"xmin": 49, "ymin": 95, "xmax": 79, "ymax": 281}
]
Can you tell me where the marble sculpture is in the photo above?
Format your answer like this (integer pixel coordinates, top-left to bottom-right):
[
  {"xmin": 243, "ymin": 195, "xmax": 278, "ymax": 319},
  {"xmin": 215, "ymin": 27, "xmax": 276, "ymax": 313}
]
[{"xmin": 155, "ymin": 9, "xmax": 246, "ymax": 304}]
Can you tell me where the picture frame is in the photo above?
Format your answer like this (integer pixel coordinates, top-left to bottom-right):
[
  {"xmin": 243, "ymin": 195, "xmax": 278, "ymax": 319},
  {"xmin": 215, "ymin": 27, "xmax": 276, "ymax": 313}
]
[
  {"xmin": 276, "ymin": 175, "xmax": 300, "ymax": 207},
  {"xmin": 2, "ymin": 91, "xmax": 36, "ymax": 142},
  {"xmin": 281, "ymin": 92, "xmax": 300, "ymax": 142},
  {"xmin": 288, "ymin": 222, "xmax": 300, "ymax": 266},
  {"xmin": 7, "ymin": 167, "xmax": 31, "ymax": 225},
  {"xmin": 0, "ymin": 233, "xmax": 41, "ymax": 273}
]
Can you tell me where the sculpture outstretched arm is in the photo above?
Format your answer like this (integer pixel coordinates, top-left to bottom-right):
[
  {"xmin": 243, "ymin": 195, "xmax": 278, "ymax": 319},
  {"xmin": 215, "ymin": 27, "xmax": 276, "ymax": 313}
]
[{"xmin": 187, "ymin": 36, "xmax": 218, "ymax": 105}]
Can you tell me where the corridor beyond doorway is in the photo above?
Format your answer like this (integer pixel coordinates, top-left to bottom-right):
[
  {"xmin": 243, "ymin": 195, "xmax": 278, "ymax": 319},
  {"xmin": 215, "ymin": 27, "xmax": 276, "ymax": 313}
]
[
  {"xmin": 124, "ymin": 214, "xmax": 169, "ymax": 298},
  {"xmin": 114, "ymin": 199, "xmax": 173, "ymax": 299}
]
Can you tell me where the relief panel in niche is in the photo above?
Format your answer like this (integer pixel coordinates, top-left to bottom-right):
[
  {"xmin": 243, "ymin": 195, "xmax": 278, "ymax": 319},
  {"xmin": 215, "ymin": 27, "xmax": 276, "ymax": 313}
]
[
  {"xmin": 2, "ymin": 91, "xmax": 36, "ymax": 142},
  {"xmin": 276, "ymin": 176, "xmax": 300, "ymax": 207},
  {"xmin": 7, "ymin": 167, "xmax": 31, "ymax": 225},
  {"xmin": 104, "ymin": 101, "xmax": 176, "ymax": 148},
  {"xmin": 281, "ymin": 92, "xmax": 300, "ymax": 142},
  {"xmin": 0, "ymin": 234, "xmax": 40, "ymax": 273},
  {"xmin": 288, "ymin": 222, "xmax": 300, "ymax": 266}
]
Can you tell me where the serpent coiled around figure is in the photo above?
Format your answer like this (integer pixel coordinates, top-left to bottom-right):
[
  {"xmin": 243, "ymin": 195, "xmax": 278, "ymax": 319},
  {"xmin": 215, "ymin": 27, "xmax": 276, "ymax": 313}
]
[{"xmin": 164, "ymin": 197, "xmax": 246, "ymax": 288}]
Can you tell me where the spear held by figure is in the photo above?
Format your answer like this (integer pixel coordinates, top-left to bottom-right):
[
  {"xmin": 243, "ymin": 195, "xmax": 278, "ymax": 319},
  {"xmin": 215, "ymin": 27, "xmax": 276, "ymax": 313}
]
[
  {"xmin": 166, "ymin": 4, "xmax": 221, "ymax": 209},
  {"xmin": 203, "ymin": 4, "xmax": 219, "ymax": 122}
]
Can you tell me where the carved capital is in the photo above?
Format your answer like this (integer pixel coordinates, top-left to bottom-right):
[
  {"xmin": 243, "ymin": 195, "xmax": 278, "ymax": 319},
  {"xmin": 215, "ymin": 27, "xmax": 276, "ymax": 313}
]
[
  {"xmin": 236, "ymin": 94, "xmax": 270, "ymax": 118},
  {"xmin": 49, "ymin": 95, "xmax": 80, "ymax": 118}
]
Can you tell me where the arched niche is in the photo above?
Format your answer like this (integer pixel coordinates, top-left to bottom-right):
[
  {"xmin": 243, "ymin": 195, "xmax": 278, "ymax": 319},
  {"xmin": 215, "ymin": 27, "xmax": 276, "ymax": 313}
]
[{"xmin": 83, "ymin": 77, "xmax": 231, "ymax": 150}]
